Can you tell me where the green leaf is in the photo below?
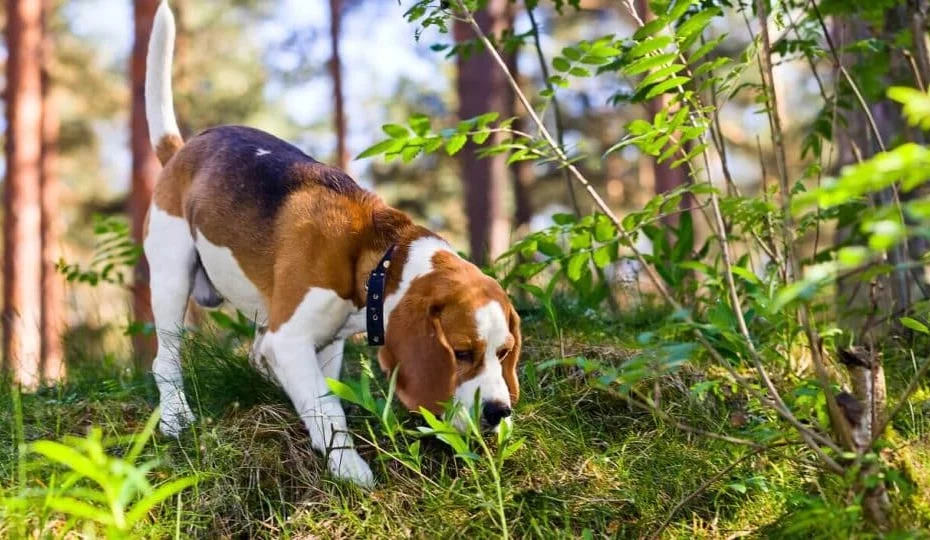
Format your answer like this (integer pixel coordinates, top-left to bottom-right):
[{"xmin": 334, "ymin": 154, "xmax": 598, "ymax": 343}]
[
  {"xmin": 634, "ymin": 18, "xmax": 667, "ymax": 40},
  {"xmin": 569, "ymin": 66, "xmax": 591, "ymax": 77},
  {"xmin": 538, "ymin": 238, "xmax": 563, "ymax": 257},
  {"xmin": 629, "ymin": 35, "xmax": 673, "ymax": 59},
  {"xmin": 30, "ymin": 441, "xmax": 107, "ymax": 487},
  {"xmin": 693, "ymin": 56, "xmax": 729, "ymax": 77},
  {"xmin": 770, "ymin": 280, "xmax": 817, "ymax": 313},
  {"xmin": 326, "ymin": 378, "xmax": 361, "ymax": 406},
  {"xmin": 552, "ymin": 213, "xmax": 577, "ymax": 225},
  {"xmin": 730, "ymin": 266, "xmax": 761, "ymax": 285},
  {"xmin": 382, "ymin": 124, "xmax": 409, "ymax": 139},
  {"xmin": 567, "ymin": 252, "xmax": 589, "ymax": 281},
  {"xmin": 837, "ymin": 246, "xmax": 872, "ymax": 267},
  {"xmin": 593, "ymin": 245, "xmax": 614, "ymax": 268},
  {"xmin": 900, "ymin": 317, "xmax": 930, "ymax": 334},
  {"xmin": 866, "ymin": 220, "xmax": 906, "ymax": 251},
  {"xmin": 569, "ymin": 231, "xmax": 592, "ymax": 250},
  {"xmin": 357, "ymin": 138, "xmax": 404, "ymax": 160},
  {"xmin": 640, "ymin": 63, "xmax": 686, "ymax": 88},
  {"xmin": 594, "ymin": 217, "xmax": 616, "ymax": 242},
  {"xmin": 401, "ymin": 145, "xmax": 421, "ymax": 162},
  {"xmin": 500, "ymin": 437, "xmax": 526, "ymax": 460},
  {"xmin": 125, "ymin": 477, "xmax": 198, "ymax": 526},
  {"xmin": 474, "ymin": 111, "xmax": 500, "ymax": 128},
  {"xmin": 424, "ymin": 137, "xmax": 444, "ymax": 153},
  {"xmin": 45, "ymin": 497, "xmax": 113, "ymax": 525},
  {"xmin": 408, "ymin": 114, "xmax": 432, "ymax": 136},
  {"xmin": 552, "ymin": 57, "xmax": 571, "ymax": 72},
  {"xmin": 645, "ymin": 76, "xmax": 690, "ymax": 99},
  {"xmin": 445, "ymin": 134, "xmax": 468, "ymax": 155},
  {"xmin": 689, "ymin": 34, "xmax": 725, "ymax": 64},
  {"xmin": 624, "ymin": 53, "xmax": 677, "ymax": 76},
  {"xmin": 126, "ymin": 409, "xmax": 162, "ymax": 464},
  {"xmin": 666, "ymin": 0, "xmax": 691, "ymax": 20},
  {"xmin": 562, "ymin": 46, "xmax": 581, "ymax": 61},
  {"xmin": 888, "ymin": 86, "xmax": 930, "ymax": 130},
  {"xmin": 676, "ymin": 8, "xmax": 720, "ymax": 44},
  {"xmin": 472, "ymin": 129, "xmax": 491, "ymax": 144}
]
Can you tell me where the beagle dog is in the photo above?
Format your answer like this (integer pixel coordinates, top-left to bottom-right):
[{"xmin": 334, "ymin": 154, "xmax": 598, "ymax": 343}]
[{"xmin": 143, "ymin": 2, "xmax": 521, "ymax": 487}]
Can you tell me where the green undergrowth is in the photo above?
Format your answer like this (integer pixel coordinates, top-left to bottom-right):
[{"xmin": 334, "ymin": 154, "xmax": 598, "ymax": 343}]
[{"xmin": 1, "ymin": 303, "xmax": 928, "ymax": 539}]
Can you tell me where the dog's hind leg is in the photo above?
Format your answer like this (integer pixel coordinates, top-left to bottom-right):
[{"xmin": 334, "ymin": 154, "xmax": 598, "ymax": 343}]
[{"xmin": 145, "ymin": 204, "xmax": 197, "ymax": 437}]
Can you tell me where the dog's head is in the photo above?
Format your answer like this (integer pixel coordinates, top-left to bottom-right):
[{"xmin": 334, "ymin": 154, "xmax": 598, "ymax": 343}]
[{"xmin": 378, "ymin": 248, "xmax": 521, "ymax": 432}]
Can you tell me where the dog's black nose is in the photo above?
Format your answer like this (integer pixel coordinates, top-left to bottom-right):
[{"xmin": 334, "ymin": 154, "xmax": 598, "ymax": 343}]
[{"xmin": 482, "ymin": 401, "xmax": 512, "ymax": 428}]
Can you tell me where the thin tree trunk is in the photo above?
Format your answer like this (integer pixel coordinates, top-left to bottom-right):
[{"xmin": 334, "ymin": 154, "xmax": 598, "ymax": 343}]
[
  {"xmin": 3, "ymin": 0, "xmax": 45, "ymax": 389},
  {"xmin": 454, "ymin": 0, "xmax": 512, "ymax": 266},
  {"xmin": 506, "ymin": 26, "xmax": 533, "ymax": 230},
  {"xmin": 40, "ymin": 0, "xmax": 64, "ymax": 382},
  {"xmin": 130, "ymin": 0, "xmax": 161, "ymax": 368},
  {"xmin": 329, "ymin": 0, "xmax": 349, "ymax": 171}
]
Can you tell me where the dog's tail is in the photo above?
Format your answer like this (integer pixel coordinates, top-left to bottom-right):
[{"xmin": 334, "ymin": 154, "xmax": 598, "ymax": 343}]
[{"xmin": 146, "ymin": 1, "xmax": 183, "ymax": 165}]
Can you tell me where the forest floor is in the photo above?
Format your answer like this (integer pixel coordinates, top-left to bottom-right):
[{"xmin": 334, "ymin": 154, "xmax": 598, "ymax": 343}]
[{"xmin": 2, "ymin": 303, "xmax": 929, "ymax": 539}]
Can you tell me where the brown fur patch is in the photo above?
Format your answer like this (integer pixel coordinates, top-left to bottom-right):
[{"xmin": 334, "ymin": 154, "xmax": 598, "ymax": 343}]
[
  {"xmin": 155, "ymin": 134, "xmax": 184, "ymax": 165},
  {"xmin": 378, "ymin": 252, "xmax": 521, "ymax": 412}
]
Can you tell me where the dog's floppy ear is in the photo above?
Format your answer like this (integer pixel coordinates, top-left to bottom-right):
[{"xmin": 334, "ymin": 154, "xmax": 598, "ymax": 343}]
[
  {"xmin": 378, "ymin": 295, "xmax": 456, "ymax": 413},
  {"xmin": 502, "ymin": 305, "xmax": 521, "ymax": 404}
]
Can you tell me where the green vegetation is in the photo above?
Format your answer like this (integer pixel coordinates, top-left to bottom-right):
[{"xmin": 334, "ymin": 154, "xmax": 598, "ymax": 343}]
[{"xmin": 7, "ymin": 302, "xmax": 927, "ymax": 538}]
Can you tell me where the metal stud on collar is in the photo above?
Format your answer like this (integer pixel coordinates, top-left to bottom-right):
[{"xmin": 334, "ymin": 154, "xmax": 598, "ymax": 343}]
[{"xmin": 365, "ymin": 244, "xmax": 396, "ymax": 347}]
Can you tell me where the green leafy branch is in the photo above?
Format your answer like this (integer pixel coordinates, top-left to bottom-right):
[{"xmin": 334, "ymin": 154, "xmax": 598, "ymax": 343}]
[
  {"xmin": 4, "ymin": 409, "xmax": 197, "ymax": 538},
  {"xmin": 57, "ymin": 216, "xmax": 141, "ymax": 288}
]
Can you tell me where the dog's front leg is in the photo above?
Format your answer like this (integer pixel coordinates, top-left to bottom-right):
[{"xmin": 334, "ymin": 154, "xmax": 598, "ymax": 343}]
[
  {"xmin": 248, "ymin": 325, "xmax": 271, "ymax": 378},
  {"xmin": 260, "ymin": 325, "xmax": 374, "ymax": 488}
]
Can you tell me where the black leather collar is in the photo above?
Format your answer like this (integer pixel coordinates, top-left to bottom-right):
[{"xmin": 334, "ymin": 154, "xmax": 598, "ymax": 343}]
[{"xmin": 365, "ymin": 244, "xmax": 396, "ymax": 346}]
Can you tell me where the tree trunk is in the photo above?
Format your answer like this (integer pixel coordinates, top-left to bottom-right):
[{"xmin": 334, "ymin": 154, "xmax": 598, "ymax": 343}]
[
  {"xmin": 130, "ymin": 0, "xmax": 161, "ymax": 368},
  {"xmin": 834, "ymin": 9, "xmax": 929, "ymax": 333},
  {"xmin": 329, "ymin": 0, "xmax": 349, "ymax": 171},
  {"xmin": 454, "ymin": 0, "xmax": 512, "ymax": 266},
  {"xmin": 40, "ymin": 0, "xmax": 64, "ymax": 382},
  {"xmin": 3, "ymin": 0, "xmax": 45, "ymax": 389},
  {"xmin": 506, "ymin": 27, "xmax": 533, "ymax": 231}
]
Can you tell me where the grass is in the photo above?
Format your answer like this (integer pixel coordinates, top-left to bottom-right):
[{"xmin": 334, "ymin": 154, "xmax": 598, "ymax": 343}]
[{"xmin": 1, "ymin": 303, "xmax": 929, "ymax": 539}]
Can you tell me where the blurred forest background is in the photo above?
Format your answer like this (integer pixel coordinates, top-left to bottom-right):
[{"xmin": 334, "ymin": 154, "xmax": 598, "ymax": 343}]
[
  {"xmin": 1, "ymin": 0, "xmax": 847, "ymax": 383},
  {"xmin": 3, "ymin": 0, "xmax": 930, "ymax": 536}
]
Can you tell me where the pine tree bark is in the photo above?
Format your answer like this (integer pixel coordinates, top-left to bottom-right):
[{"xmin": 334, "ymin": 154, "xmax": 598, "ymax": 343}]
[
  {"xmin": 130, "ymin": 0, "xmax": 161, "ymax": 368},
  {"xmin": 40, "ymin": 0, "xmax": 64, "ymax": 382},
  {"xmin": 3, "ymin": 0, "xmax": 45, "ymax": 388},
  {"xmin": 454, "ymin": 0, "xmax": 512, "ymax": 266},
  {"xmin": 329, "ymin": 0, "xmax": 349, "ymax": 171}
]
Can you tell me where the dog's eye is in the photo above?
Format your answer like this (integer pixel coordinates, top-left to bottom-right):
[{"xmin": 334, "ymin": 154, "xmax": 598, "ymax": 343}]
[
  {"xmin": 454, "ymin": 350, "xmax": 473, "ymax": 363},
  {"xmin": 496, "ymin": 348, "xmax": 510, "ymax": 360}
]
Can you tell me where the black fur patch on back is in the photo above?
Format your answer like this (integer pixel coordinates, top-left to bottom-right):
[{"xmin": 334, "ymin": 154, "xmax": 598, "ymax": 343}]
[{"xmin": 196, "ymin": 125, "xmax": 361, "ymax": 220}]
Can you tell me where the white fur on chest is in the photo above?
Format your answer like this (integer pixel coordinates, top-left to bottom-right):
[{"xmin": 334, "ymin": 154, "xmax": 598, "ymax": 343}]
[{"xmin": 194, "ymin": 230, "xmax": 268, "ymax": 324}]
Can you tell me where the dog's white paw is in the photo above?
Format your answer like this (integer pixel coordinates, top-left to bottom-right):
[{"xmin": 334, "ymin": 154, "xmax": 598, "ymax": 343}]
[
  {"xmin": 249, "ymin": 331, "xmax": 273, "ymax": 379},
  {"xmin": 328, "ymin": 449, "xmax": 375, "ymax": 488},
  {"xmin": 159, "ymin": 395, "xmax": 195, "ymax": 438}
]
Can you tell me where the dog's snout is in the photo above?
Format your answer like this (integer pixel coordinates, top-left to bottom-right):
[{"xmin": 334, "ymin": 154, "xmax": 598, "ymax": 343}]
[{"xmin": 482, "ymin": 401, "xmax": 512, "ymax": 428}]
